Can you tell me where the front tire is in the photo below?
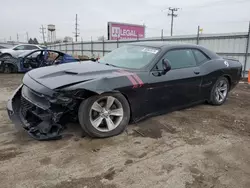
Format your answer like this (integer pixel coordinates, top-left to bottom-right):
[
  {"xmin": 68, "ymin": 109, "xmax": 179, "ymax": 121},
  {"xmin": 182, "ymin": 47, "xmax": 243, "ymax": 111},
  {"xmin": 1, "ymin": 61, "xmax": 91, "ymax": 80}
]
[
  {"xmin": 78, "ymin": 93, "xmax": 130, "ymax": 138},
  {"xmin": 209, "ymin": 77, "xmax": 229, "ymax": 105}
]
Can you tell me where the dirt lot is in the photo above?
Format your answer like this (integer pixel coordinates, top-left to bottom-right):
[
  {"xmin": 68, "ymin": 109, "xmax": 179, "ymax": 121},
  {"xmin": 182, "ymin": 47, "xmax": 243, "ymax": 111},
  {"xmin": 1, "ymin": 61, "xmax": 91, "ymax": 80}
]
[{"xmin": 0, "ymin": 74, "xmax": 250, "ymax": 188}]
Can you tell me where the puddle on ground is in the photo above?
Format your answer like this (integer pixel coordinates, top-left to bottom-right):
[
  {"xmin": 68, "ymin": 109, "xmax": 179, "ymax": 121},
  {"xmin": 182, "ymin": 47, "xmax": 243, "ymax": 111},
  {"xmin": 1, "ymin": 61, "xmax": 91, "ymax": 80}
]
[
  {"xmin": 0, "ymin": 147, "xmax": 23, "ymax": 161},
  {"xmin": 47, "ymin": 167, "xmax": 117, "ymax": 188},
  {"xmin": 132, "ymin": 119, "xmax": 177, "ymax": 139}
]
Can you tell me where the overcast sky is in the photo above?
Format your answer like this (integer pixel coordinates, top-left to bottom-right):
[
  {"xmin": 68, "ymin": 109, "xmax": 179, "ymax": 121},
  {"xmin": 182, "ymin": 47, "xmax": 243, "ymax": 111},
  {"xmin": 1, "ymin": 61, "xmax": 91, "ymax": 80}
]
[{"xmin": 1, "ymin": 0, "xmax": 250, "ymax": 42}]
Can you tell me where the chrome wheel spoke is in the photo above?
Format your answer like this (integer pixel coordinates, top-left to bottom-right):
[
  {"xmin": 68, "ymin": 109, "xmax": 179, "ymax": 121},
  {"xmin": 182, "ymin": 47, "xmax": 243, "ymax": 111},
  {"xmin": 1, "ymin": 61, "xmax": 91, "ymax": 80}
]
[
  {"xmin": 92, "ymin": 116, "xmax": 104, "ymax": 128},
  {"xmin": 216, "ymin": 93, "xmax": 220, "ymax": 101},
  {"xmin": 105, "ymin": 117, "xmax": 115, "ymax": 131},
  {"xmin": 220, "ymin": 85, "xmax": 227, "ymax": 91},
  {"xmin": 92, "ymin": 102, "xmax": 103, "ymax": 112},
  {"xmin": 106, "ymin": 96, "xmax": 115, "ymax": 110},
  {"xmin": 219, "ymin": 92, "xmax": 224, "ymax": 100},
  {"xmin": 219, "ymin": 81, "xmax": 224, "ymax": 87},
  {"xmin": 110, "ymin": 108, "xmax": 123, "ymax": 116}
]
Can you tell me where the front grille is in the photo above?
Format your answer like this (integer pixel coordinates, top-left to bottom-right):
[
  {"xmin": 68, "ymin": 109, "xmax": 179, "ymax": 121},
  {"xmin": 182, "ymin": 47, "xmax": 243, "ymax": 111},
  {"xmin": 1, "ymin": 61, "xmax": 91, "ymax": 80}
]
[
  {"xmin": 22, "ymin": 85, "xmax": 50, "ymax": 110},
  {"xmin": 20, "ymin": 97, "xmax": 34, "ymax": 117}
]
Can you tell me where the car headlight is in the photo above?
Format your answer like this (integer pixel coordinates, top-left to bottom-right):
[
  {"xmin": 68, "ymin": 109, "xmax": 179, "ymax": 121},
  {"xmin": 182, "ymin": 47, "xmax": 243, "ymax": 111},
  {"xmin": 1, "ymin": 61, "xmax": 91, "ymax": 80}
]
[{"xmin": 47, "ymin": 92, "xmax": 72, "ymax": 104}]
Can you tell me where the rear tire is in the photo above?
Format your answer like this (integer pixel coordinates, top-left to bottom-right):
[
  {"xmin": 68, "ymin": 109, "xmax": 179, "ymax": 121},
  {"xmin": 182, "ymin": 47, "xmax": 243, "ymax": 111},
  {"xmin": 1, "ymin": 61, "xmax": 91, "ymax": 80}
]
[
  {"xmin": 4, "ymin": 64, "xmax": 15, "ymax": 73},
  {"xmin": 209, "ymin": 77, "xmax": 229, "ymax": 105},
  {"xmin": 78, "ymin": 93, "xmax": 130, "ymax": 138}
]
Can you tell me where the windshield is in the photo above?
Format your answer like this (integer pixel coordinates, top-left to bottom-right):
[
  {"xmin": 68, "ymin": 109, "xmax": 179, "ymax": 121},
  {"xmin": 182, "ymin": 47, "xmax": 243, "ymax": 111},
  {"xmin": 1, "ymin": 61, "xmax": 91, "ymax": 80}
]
[{"xmin": 99, "ymin": 45, "xmax": 160, "ymax": 69}]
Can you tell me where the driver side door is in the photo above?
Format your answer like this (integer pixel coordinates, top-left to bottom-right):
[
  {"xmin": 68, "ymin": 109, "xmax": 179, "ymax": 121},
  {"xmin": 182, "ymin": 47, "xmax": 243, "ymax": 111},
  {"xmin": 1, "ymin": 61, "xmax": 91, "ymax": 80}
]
[{"xmin": 146, "ymin": 48, "xmax": 202, "ymax": 114}]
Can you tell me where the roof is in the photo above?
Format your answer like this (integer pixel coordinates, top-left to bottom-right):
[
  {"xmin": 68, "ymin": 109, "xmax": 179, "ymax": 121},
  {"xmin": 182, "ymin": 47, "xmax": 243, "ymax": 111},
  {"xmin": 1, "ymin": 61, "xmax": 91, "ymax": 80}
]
[
  {"xmin": 130, "ymin": 41, "xmax": 200, "ymax": 49},
  {"xmin": 129, "ymin": 41, "xmax": 220, "ymax": 59}
]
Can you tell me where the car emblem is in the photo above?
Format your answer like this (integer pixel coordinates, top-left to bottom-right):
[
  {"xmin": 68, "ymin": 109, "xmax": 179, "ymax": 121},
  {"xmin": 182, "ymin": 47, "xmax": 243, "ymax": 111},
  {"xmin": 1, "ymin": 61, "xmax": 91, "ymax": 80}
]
[{"xmin": 224, "ymin": 61, "xmax": 229, "ymax": 67}]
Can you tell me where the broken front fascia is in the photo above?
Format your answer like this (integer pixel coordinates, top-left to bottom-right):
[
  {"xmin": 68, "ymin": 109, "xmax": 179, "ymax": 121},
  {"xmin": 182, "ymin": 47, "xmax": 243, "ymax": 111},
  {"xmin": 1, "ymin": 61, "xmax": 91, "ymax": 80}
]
[{"xmin": 7, "ymin": 84, "xmax": 77, "ymax": 141}]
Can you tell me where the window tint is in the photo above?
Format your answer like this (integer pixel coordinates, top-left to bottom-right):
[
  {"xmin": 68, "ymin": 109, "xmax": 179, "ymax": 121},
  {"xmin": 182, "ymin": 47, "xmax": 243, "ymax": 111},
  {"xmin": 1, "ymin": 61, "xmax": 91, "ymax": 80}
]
[
  {"xmin": 193, "ymin": 49, "xmax": 209, "ymax": 65},
  {"xmin": 13, "ymin": 45, "xmax": 25, "ymax": 50},
  {"xmin": 25, "ymin": 45, "xmax": 39, "ymax": 50},
  {"xmin": 154, "ymin": 49, "xmax": 197, "ymax": 70}
]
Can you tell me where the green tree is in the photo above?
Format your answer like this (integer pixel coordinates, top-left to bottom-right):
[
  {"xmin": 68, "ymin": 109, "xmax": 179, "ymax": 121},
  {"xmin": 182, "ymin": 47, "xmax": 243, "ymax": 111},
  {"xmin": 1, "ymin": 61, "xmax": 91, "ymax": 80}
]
[
  {"xmin": 33, "ymin": 38, "xmax": 39, "ymax": 44},
  {"xmin": 28, "ymin": 38, "xmax": 34, "ymax": 44}
]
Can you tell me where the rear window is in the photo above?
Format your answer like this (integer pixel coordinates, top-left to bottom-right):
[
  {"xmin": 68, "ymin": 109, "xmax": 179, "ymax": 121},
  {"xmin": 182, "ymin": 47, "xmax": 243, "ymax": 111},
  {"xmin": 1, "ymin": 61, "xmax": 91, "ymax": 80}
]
[{"xmin": 193, "ymin": 49, "xmax": 210, "ymax": 65}]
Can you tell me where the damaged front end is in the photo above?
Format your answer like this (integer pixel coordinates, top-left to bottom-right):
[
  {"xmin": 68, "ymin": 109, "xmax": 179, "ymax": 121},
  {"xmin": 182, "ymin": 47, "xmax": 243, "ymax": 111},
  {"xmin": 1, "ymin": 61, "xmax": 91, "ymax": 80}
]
[{"xmin": 7, "ymin": 84, "xmax": 77, "ymax": 141}]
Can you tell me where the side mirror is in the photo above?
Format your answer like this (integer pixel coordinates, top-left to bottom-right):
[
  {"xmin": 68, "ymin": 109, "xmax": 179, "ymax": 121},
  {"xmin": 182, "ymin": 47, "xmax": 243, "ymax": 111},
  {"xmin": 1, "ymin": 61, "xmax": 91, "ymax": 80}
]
[{"xmin": 161, "ymin": 59, "xmax": 171, "ymax": 75}]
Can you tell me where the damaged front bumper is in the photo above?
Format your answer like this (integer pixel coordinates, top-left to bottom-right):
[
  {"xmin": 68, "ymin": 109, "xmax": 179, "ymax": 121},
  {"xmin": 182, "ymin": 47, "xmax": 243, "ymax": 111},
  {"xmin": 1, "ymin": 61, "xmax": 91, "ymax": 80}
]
[{"xmin": 7, "ymin": 84, "xmax": 68, "ymax": 141}]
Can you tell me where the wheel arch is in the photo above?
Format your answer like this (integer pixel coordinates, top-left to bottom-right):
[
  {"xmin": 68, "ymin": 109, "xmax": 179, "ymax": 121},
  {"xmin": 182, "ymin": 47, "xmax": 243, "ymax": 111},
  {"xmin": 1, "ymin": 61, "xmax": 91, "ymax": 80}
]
[
  {"xmin": 79, "ymin": 89, "xmax": 133, "ymax": 122},
  {"xmin": 0, "ymin": 53, "xmax": 12, "ymax": 58},
  {"xmin": 222, "ymin": 74, "xmax": 232, "ymax": 90}
]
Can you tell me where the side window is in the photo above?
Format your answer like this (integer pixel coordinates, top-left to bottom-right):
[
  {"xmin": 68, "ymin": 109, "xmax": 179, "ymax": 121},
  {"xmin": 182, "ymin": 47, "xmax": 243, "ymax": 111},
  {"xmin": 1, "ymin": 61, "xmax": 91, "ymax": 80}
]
[
  {"xmin": 25, "ymin": 45, "xmax": 39, "ymax": 50},
  {"xmin": 193, "ymin": 49, "xmax": 210, "ymax": 65},
  {"xmin": 154, "ymin": 49, "xmax": 197, "ymax": 70},
  {"xmin": 13, "ymin": 45, "xmax": 25, "ymax": 50}
]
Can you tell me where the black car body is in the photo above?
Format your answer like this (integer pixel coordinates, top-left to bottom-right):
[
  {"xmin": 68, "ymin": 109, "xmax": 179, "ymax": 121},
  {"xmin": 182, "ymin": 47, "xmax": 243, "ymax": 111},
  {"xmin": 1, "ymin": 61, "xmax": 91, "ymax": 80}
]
[{"xmin": 7, "ymin": 42, "xmax": 242, "ymax": 140}]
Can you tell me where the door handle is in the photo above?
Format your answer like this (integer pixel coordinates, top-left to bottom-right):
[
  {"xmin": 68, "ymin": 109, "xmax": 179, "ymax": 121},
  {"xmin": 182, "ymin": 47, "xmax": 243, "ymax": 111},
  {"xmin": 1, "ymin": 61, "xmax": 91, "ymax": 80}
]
[{"xmin": 194, "ymin": 70, "xmax": 200, "ymax": 75}]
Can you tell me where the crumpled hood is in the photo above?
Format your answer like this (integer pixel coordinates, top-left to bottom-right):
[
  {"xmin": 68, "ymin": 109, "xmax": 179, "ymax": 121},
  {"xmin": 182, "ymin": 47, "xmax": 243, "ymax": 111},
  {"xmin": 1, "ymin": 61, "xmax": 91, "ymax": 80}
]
[{"xmin": 27, "ymin": 61, "xmax": 120, "ymax": 89}]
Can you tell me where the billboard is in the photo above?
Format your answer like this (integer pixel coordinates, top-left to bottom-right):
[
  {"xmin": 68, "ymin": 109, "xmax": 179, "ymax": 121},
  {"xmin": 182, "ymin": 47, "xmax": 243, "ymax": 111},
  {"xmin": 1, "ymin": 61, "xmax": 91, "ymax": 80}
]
[{"xmin": 107, "ymin": 22, "xmax": 145, "ymax": 40}]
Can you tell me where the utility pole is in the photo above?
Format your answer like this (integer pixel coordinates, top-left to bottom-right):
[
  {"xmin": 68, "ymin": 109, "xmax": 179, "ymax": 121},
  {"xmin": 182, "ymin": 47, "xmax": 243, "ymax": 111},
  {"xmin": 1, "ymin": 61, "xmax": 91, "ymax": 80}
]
[
  {"xmin": 197, "ymin": 26, "xmax": 200, "ymax": 45},
  {"xmin": 26, "ymin": 32, "xmax": 29, "ymax": 42},
  {"xmin": 73, "ymin": 14, "xmax": 80, "ymax": 42},
  {"xmin": 17, "ymin": 33, "xmax": 19, "ymax": 42},
  {"xmin": 168, "ymin": 7, "xmax": 180, "ymax": 36},
  {"xmin": 40, "ymin": 25, "xmax": 46, "ymax": 44}
]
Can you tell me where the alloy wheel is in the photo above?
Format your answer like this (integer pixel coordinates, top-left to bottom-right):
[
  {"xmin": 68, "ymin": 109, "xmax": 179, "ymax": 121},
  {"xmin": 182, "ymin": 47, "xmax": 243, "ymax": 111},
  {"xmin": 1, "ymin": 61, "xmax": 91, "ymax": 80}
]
[
  {"xmin": 215, "ymin": 80, "xmax": 228, "ymax": 103},
  {"xmin": 89, "ymin": 96, "xmax": 124, "ymax": 132}
]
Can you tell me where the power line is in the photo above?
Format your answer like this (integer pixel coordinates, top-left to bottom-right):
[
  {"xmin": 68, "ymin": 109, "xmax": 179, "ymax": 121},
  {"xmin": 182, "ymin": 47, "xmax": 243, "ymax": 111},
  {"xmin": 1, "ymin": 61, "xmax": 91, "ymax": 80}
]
[
  {"xmin": 40, "ymin": 25, "xmax": 46, "ymax": 44},
  {"xmin": 168, "ymin": 7, "xmax": 180, "ymax": 36},
  {"xmin": 73, "ymin": 14, "xmax": 80, "ymax": 42}
]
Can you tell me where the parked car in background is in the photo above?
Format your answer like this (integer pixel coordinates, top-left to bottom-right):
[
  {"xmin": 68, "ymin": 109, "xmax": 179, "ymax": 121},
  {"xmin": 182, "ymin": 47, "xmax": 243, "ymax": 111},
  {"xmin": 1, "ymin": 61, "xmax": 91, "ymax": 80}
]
[
  {"xmin": 7, "ymin": 42, "xmax": 242, "ymax": 141},
  {"xmin": 0, "ymin": 44, "xmax": 46, "ymax": 58},
  {"xmin": 0, "ymin": 46, "xmax": 6, "ymax": 49},
  {"xmin": 0, "ymin": 49, "xmax": 79, "ymax": 73}
]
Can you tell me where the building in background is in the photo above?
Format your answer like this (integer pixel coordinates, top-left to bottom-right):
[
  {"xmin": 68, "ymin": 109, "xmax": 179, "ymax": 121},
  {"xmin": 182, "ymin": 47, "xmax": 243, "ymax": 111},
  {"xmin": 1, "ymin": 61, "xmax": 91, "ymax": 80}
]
[{"xmin": 63, "ymin": 36, "xmax": 73, "ymax": 43}]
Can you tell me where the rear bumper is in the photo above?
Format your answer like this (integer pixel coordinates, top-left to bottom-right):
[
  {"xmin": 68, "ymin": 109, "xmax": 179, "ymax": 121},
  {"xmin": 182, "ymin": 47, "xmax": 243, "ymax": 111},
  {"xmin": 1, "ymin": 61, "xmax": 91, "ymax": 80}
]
[{"xmin": 7, "ymin": 85, "xmax": 64, "ymax": 141}]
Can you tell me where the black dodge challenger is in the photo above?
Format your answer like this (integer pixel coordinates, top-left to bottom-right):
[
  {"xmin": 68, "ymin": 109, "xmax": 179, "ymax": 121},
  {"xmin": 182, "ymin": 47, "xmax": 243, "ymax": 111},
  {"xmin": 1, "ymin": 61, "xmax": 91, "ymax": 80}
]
[{"xmin": 7, "ymin": 42, "xmax": 242, "ymax": 140}]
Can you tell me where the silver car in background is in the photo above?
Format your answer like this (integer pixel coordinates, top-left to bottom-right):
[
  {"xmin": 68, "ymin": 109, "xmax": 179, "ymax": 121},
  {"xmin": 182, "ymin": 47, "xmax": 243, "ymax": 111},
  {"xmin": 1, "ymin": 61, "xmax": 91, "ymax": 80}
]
[{"xmin": 0, "ymin": 44, "xmax": 46, "ymax": 58}]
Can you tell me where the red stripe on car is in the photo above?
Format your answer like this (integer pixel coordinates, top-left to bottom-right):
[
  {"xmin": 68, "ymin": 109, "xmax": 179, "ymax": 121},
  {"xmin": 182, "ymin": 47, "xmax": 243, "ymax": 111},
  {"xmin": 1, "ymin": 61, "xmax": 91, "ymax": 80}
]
[
  {"xmin": 119, "ymin": 70, "xmax": 144, "ymax": 88},
  {"xmin": 116, "ymin": 70, "xmax": 138, "ymax": 88},
  {"xmin": 131, "ymin": 74, "xmax": 144, "ymax": 87}
]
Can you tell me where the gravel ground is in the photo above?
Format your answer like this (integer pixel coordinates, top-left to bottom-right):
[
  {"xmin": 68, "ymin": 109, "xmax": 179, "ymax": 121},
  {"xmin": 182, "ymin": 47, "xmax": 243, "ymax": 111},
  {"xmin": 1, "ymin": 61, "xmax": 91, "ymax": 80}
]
[{"xmin": 0, "ymin": 74, "xmax": 250, "ymax": 188}]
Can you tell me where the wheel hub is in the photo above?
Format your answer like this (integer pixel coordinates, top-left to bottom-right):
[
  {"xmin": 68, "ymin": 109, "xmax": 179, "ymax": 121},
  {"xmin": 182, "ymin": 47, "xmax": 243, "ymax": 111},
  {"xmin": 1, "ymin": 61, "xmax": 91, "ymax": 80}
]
[
  {"xmin": 101, "ymin": 109, "xmax": 110, "ymax": 118},
  {"xmin": 89, "ymin": 96, "xmax": 124, "ymax": 132}
]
